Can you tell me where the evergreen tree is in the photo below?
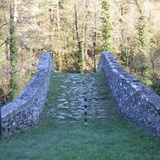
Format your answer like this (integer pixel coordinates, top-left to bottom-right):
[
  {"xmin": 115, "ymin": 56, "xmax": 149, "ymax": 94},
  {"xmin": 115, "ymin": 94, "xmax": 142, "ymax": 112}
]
[
  {"xmin": 9, "ymin": 0, "xmax": 19, "ymax": 101},
  {"xmin": 134, "ymin": 0, "xmax": 151, "ymax": 84},
  {"xmin": 74, "ymin": 2, "xmax": 85, "ymax": 73},
  {"xmin": 101, "ymin": 0, "xmax": 112, "ymax": 51}
]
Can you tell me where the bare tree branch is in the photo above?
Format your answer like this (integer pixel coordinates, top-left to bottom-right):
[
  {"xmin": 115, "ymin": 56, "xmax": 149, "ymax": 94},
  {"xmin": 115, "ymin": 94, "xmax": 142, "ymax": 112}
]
[
  {"xmin": 0, "ymin": 38, "xmax": 9, "ymax": 47},
  {"xmin": 0, "ymin": 22, "xmax": 10, "ymax": 29}
]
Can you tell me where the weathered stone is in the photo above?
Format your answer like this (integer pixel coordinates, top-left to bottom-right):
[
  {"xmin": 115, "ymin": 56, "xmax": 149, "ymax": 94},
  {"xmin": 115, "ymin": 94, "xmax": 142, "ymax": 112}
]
[
  {"xmin": 96, "ymin": 116, "xmax": 107, "ymax": 119},
  {"xmin": 60, "ymin": 106, "xmax": 69, "ymax": 109},
  {"xmin": 56, "ymin": 116, "xmax": 66, "ymax": 120},
  {"xmin": 57, "ymin": 99, "xmax": 66, "ymax": 102},
  {"xmin": 97, "ymin": 51, "xmax": 160, "ymax": 136},
  {"xmin": 50, "ymin": 108, "xmax": 56, "ymax": 112},
  {"xmin": 74, "ymin": 115, "xmax": 82, "ymax": 120},
  {"xmin": 60, "ymin": 85, "xmax": 67, "ymax": 88},
  {"xmin": 96, "ymin": 109, "xmax": 105, "ymax": 113},
  {"xmin": 1, "ymin": 52, "xmax": 54, "ymax": 137},
  {"xmin": 60, "ymin": 113, "xmax": 73, "ymax": 118}
]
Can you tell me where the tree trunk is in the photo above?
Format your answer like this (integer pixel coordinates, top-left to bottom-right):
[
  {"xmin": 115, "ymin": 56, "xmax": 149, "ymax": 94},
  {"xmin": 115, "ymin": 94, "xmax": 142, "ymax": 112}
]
[
  {"xmin": 82, "ymin": 0, "xmax": 87, "ymax": 72},
  {"xmin": 56, "ymin": 0, "xmax": 62, "ymax": 71},
  {"xmin": 74, "ymin": 3, "xmax": 84, "ymax": 73},
  {"xmin": 93, "ymin": 11, "xmax": 97, "ymax": 72},
  {"xmin": 101, "ymin": 0, "xmax": 112, "ymax": 51},
  {"xmin": 9, "ymin": 0, "xmax": 18, "ymax": 101},
  {"xmin": 14, "ymin": 0, "xmax": 18, "ymax": 23}
]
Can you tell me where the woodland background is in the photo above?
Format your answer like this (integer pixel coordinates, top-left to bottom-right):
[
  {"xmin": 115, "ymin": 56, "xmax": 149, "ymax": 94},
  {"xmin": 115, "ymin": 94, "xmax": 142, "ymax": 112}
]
[{"xmin": 0, "ymin": 0, "xmax": 160, "ymax": 103}]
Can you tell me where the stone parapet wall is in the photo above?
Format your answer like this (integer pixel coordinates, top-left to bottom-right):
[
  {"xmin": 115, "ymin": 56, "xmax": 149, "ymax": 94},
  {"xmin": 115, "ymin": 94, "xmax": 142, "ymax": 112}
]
[
  {"xmin": 2, "ymin": 52, "xmax": 54, "ymax": 136},
  {"xmin": 97, "ymin": 51, "xmax": 160, "ymax": 136}
]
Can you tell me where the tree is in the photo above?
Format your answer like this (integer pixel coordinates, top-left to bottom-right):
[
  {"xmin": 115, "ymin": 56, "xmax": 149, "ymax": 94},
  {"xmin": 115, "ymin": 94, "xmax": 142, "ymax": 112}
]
[
  {"xmin": 74, "ymin": 1, "xmax": 85, "ymax": 73},
  {"xmin": 56, "ymin": 0, "xmax": 62, "ymax": 71},
  {"xmin": 9, "ymin": 0, "xmax": 19, "ymax": 100},
  {"xmin": 133, "ymin": 0, "xmax": 151, "ymax": 84},
  {"xmin": 0, "ymin": 0, "xmax": 160, "ymax": 101},
  {"xmin": 101, "ymin": 0, "xmax": 112, "ymax": 51}
]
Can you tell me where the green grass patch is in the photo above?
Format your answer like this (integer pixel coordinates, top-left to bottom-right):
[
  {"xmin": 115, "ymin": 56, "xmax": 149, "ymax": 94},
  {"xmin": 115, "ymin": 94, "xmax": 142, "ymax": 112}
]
[{"xmin": 0, "ymin": 118, "xmax": 160, "ymax": 160}]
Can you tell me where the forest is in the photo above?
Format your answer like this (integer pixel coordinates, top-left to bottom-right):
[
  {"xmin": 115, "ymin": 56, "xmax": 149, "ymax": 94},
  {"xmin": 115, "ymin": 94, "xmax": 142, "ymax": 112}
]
[{"xmin": 0, "ymin": 0, "xmax": 160, "ymax": 103}]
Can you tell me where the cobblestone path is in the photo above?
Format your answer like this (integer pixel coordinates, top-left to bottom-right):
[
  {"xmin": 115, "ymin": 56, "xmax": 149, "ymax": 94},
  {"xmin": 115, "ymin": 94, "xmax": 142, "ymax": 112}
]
[{"xmin": 45, "ymin": 72, "xmax": 117, "ymax": 121}]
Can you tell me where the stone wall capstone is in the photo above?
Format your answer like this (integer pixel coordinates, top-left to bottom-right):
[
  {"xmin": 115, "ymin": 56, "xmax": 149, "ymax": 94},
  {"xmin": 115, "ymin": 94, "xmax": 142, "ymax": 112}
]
[
  {"xmin": 1, "ymin": 52, "xmax": 54, "ymax": 136},
  {"xmin": 97, "ymin": 51, "xmax": 160, "ymax": 136}
]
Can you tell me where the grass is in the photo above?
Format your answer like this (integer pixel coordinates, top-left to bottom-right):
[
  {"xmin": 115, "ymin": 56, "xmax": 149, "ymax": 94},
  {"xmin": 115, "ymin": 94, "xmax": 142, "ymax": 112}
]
[
  {"xmin": 0, "ymin": 118, "xmax": 160, "ymax": 160},
  {"xmin": 0, "ymin": 72, "xmax": 160, "ymax": 160}
]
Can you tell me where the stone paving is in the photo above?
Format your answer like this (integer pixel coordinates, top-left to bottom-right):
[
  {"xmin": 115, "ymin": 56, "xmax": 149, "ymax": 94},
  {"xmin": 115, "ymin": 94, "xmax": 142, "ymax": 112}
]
[{"xmin": 45, "ymin": 72, "xmax": 116, "ymax": 121}]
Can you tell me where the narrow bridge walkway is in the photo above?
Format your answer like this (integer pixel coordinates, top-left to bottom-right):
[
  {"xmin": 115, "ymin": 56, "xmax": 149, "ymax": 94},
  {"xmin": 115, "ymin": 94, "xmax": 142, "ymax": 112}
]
[
  {"xmin": 0, "ymin": 72, "xmax": 159, "ymax": 160},
  {"xmin": 44, "ymin": 72, "xmax": 117, "ymax": 121}
]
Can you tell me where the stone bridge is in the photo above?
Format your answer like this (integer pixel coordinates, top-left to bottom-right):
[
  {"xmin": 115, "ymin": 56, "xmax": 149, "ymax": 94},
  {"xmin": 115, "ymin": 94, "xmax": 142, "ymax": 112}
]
[{"xmin": 1, "ymin": 51, "xmax": 160, "ymax": 137}]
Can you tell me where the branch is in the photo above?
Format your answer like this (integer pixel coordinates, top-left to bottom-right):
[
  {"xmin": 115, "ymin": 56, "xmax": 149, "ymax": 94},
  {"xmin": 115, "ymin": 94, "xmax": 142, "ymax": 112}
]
[
  {"xmin": 0, "ymin": 38, "xmax": 9, "ymax": 47},
  {"xmin": 134, "ymin": 0, "xmax": 143, "ymax": 15},
  {"xmin": 152, "ymin": 48, "xmax": 160, "ymax": 62},
  {"xmin": 0, "ymin": 35, "xmax": 22, "ymax": 48},
  {"xmin": 0, "ymin": 22, "xmax": 10, "ymax": 29}
]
